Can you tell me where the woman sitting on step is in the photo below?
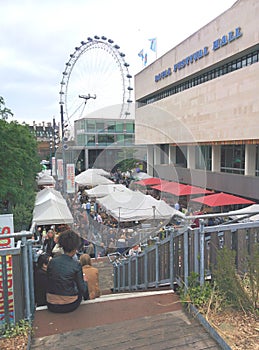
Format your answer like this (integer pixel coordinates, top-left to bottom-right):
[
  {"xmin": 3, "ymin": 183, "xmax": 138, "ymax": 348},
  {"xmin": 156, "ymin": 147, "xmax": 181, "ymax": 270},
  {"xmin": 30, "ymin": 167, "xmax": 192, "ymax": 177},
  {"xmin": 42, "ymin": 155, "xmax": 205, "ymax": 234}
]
[
  {"xmin": 80, "ymin": 253, "xmax": 101, "ymax": 300},
  {"xmin": 46, "ymin": 229, "xmax": 89, "ymax": 313}
]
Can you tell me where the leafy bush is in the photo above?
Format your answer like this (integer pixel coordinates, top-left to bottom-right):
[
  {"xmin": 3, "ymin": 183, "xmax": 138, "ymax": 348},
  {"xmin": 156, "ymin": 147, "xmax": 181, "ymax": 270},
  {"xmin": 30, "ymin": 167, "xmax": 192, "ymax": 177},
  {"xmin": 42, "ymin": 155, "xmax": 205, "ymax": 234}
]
[
  {"xmin": 179, "ymin": 272, "xmax": 214, "ymax": 311},
  {"xmin": 212, "ymin": 247, "xmax": 254, "ymax": 312}
]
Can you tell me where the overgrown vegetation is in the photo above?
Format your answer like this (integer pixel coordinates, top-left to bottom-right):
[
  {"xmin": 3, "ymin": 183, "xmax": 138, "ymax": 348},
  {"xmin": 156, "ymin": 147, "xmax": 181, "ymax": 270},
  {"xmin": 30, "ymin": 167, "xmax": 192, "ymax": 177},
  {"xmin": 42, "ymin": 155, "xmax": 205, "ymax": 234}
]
[
  {"xmin": 0, "ymin": 319, "xmax": 32, "ymax": 338},
  {"xmin": 180, "ymin": 246, "xmax": 259, "ymax": 315}
]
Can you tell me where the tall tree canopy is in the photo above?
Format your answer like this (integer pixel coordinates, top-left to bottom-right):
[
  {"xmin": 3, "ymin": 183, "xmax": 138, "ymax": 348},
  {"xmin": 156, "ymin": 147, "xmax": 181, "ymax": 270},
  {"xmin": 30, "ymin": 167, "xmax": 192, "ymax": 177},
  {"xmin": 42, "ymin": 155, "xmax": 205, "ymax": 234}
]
[{"xmin": 0, "ymin": 97, "xmax": 41, "ymax": 231}]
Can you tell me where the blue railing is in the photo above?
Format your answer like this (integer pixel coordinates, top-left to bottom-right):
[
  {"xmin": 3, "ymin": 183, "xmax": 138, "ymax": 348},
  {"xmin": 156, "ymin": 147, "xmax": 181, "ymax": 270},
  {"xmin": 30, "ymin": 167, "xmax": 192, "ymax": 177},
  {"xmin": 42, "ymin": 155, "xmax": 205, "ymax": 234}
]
[
  {"xmin": 0, "ymin": 231, "xmax": 35, "ymax": 326},
  {"xmin": 111, "ymin": 220, "xmax": 259, "ymax": 292}
]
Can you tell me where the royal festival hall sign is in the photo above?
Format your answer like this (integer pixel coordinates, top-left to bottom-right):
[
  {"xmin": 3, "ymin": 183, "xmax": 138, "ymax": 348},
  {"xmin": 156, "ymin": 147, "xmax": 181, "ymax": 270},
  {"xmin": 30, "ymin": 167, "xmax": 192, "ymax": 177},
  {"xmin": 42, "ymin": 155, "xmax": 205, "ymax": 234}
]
[{"xmin": 155, "ymin": 27, "xmax": 243, "ymax": 82}]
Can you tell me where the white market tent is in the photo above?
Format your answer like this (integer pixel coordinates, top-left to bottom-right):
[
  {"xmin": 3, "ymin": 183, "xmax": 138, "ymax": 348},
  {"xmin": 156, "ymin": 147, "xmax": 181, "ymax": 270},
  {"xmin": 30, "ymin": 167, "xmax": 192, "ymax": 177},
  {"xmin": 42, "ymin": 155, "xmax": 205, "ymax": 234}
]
[
  {"xmin": 75, "ymin": 168, "xmax": 110, "ymax": 182},
  {"xmin": 35, "ymin": 187, "xmax": 65, "ymax": 205},
  {"xmin": 37, "ymin": 172, "xmax": 56, "ymax": 186},
  {"xmin": 228, "ymin": 204, "xmax": 259, "ymax": 222},
  {"xmin": 32, "ymin": 188, "xmax": 73, "ymax": 226},
  {"xmin": 131, "ymin": 172, "xmax": 152, "ymax": 180},
  {"xmin": 75, "ymin": 172, "xmax": 113, "ymax": 187},
  {"xmin": 97, "ymin": 190, "xmax": 184, "ymax": 222},
  {"xmin": 85, "ymin": 184, "xmax": 131, "ymax": 198}
]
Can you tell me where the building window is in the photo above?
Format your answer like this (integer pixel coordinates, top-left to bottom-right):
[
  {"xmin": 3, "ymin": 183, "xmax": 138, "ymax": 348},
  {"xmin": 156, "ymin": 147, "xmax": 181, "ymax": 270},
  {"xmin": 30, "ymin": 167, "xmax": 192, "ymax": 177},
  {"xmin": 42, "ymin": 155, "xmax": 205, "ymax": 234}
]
[
  {"xmin": 160, "ymin": 144, "xmax": 169, "ymax": 164},
  {"xmin": 115, "ymin": 122, "xmax": 124, "ymax": 133},
  {"xmin": 255, "ymin": 145, "xmax": 259, "ymax": 176},
  {"xmin": 87, "ymin": 135, "xmax": 96, "ymax": 146},
  {"xmin": 221, "ymin": 144, "xmax": 245, "ymax": 175},
  {"xmin": 96, "ymin": 122, "xmax": 105, "ymax": 132},
  {"xmin": 125, "ymin": 122, "xmax": 134, "ymax": 133},
  {"xmin": 195, "ymin": 145, "xmax": 212, "ymax": 170},
  {"xmin": 87, "ymin": 120, "xmax": 96, "ymax": 132},
  {"xmin": 176, "ymin": 146, "xmax": 187, "ymax": 167},
  {"xmin": 97, "ymin": 134, "xmax": 115, "ymax": 146},
  {"xmin": 138, "ymin": 48, "xmax": 259, "ymax": 107}
]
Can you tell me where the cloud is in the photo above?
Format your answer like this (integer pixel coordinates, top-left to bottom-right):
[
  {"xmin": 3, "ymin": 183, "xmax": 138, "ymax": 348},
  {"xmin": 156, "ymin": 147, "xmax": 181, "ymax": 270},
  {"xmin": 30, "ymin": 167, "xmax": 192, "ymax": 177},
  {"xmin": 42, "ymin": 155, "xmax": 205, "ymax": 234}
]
[{"xmin": 0, "ymin": 0, "xmax": 236, "ymax": 124}]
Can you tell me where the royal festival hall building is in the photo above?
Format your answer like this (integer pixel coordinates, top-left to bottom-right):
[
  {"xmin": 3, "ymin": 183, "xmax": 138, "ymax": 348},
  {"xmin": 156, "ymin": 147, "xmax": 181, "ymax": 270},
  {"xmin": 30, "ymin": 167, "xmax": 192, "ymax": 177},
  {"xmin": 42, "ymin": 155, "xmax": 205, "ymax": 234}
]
[{"xmin": 134, "ymin": 0, "xmax": 259, "ymax": 201}]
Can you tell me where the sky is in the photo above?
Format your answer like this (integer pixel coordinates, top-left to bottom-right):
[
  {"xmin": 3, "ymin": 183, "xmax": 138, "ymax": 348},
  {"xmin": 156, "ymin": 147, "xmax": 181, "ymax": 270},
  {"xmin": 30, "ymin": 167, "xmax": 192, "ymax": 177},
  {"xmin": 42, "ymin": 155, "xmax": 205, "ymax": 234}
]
[{"xmin": 0, "ymin": 0, "xmax": 236, "ymax": 126}]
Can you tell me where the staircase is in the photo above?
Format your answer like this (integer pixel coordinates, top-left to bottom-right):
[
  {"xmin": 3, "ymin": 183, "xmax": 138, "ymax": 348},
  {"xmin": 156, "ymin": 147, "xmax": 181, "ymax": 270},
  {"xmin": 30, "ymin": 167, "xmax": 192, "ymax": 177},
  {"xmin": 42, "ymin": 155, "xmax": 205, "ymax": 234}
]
[{"xmin": 31, "ymin": 257, "xmax": 223, "ymax": 349}]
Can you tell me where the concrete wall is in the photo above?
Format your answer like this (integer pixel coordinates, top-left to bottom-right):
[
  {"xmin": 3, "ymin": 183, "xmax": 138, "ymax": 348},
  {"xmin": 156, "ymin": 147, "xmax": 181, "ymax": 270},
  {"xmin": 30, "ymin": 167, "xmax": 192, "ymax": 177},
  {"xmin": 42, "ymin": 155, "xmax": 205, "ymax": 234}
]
[{"xmin": 134, "ymin": 0, "xmax": 259, "ymax": 145}]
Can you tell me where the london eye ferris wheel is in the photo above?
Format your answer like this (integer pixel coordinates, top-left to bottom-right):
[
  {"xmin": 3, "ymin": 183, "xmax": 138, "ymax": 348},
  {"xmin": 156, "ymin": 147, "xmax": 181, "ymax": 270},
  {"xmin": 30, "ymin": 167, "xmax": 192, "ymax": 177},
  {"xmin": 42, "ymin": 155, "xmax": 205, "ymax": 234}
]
[{"xmin": 59, "ymin": 35, "xmax": 134, "ymax": 139}]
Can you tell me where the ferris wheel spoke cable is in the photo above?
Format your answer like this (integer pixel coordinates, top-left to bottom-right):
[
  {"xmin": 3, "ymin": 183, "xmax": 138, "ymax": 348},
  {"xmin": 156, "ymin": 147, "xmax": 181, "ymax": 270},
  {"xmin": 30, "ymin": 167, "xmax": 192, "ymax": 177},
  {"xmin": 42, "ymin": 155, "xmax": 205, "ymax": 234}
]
[{"xmin": 59, "ymin": 35, "xmax": 133, "ymax": 139}]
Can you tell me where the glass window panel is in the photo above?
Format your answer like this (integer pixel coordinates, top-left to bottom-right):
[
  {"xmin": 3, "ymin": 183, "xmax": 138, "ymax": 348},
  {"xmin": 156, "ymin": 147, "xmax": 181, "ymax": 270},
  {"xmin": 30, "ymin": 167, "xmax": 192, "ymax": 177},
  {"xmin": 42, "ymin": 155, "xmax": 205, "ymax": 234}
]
[
  {"xmin": 247, "ymin": 55, "xmax": 252, "ymax": 65},
  {"xmin": 87, "ymin": 120, "xmax": 96, "ymax": 132},
  {"xmin": 124, "ymin": 134, "xmax": 133, "ymax": 145},
  {"xmin": 106, "ymin": 121, "xmax": 116, "ymax": 133},
  {"xmin": 115, "ymin": 122, "xmax": 124, "ymax": 132},
  {"xmin": 125, "ymin": 122, "xmax": 134, "ymax": 133},
  {"xmin": 252, "ymin": 52, "xmax": 258, "ymax": 63},
  {"xmin": 97, "ymin": 134, "xmax": 115, "ymax": 146},
  {"xmin": 87, "ymin": 134, "xmax": 96, "ymax": 146},
  {"xmin": 116, "ymin": 134, "xmax": 125, "ymax": 146},
  {"xmin": 96, "ymin": 122, "xmax": 105, "ymax": 132},
  {"xmin": 236, "ymin": 59, "xmax": 242, "ymax": 69}
]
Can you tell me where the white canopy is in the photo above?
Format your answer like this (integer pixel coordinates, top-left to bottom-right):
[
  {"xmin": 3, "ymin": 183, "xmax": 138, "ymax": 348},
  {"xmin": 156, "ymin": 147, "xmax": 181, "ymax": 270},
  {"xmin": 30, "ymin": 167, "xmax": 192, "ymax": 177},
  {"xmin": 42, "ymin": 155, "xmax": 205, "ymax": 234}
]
[
  {"xmin": 37, "ymin": 172, "xmax": 56, "ymax": 185},
  {"xmin": 132, "ymin": 172, "xmax": 152, "ymax": 180},
  {"xmin": 35, "ymin": 187, "xmax": 64, "ymax": 205},
  {"xmin": 76, "ymin": 168, "xmax": 110, "ymax": 180},
  {"xmin": 32, "ymin": 188, "xmax": 73, "ymax": 225},
  {"xmin": 75, "ymin": 171, "xmax": 113, "ymax": 187},
  {"xmin": 97, "ymin": 190, "xmax": 184, "ymax": 222},
  {"xmin": 85, "ymin": 184, "xmax": 131, "ymax": 198},
  {"xmin": 228, "ymin": 204, "xmax": 259, "ymax": 222}
]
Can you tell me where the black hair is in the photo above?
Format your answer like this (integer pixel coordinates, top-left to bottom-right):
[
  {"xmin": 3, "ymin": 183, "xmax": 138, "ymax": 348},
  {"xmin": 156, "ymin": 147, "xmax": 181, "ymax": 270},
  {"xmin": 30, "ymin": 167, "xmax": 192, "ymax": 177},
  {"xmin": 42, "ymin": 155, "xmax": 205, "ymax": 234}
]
[
  {"xmin": 37, "ymin": 253, "xmax": 50, "ymax": 269},
  {"xmin": 58, "ymin": 229, "xmax": 80, "ymax": 253}
]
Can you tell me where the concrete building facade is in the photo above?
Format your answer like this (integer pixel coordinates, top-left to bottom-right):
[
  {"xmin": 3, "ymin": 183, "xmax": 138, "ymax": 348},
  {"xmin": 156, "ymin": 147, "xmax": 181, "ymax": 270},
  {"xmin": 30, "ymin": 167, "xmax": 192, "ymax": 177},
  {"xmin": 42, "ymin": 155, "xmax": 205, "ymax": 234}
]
[{"xmin": 134, "ymin": 0, "xmax": 259, "ymax": 201}]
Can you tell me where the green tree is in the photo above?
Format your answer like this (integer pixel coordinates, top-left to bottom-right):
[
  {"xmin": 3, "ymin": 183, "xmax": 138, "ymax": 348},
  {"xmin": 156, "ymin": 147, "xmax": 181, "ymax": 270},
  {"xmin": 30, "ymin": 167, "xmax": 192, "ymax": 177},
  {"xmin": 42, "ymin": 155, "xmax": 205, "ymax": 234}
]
[
  {"xmin": 116, "ymin": 148, "xmax": 139, "ymax": 172},
  {"xmin": 0, "ymin": 97, "xmax": 41, "ymax": 231},
  {"xmin": 0, "ymin": 96, "xmax": 13, "ymax": 120}
]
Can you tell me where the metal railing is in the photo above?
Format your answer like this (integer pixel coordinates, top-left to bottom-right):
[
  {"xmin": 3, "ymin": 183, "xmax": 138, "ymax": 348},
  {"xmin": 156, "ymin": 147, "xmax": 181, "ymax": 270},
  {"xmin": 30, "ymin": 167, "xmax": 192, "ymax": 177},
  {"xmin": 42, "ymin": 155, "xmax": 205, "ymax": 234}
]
[
  {"xmin": 111, "ymin": 220, "xmax": 259, "ymax": 292},
  {"xmin": 0, "ymin": 231, "xmax": 35, "ymax": 326}
]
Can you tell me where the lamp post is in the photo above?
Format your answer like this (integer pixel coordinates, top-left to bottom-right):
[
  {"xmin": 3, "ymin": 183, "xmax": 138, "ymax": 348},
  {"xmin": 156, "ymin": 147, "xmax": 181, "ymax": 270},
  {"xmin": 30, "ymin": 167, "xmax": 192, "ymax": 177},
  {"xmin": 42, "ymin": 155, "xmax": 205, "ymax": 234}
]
[
  {"xmin": 60, "ymin": 94, "xmax": 96, "ymax": 194},
  {"xmin": 59, "ymin": 104, "xmax": 67, "ymax": 194}
]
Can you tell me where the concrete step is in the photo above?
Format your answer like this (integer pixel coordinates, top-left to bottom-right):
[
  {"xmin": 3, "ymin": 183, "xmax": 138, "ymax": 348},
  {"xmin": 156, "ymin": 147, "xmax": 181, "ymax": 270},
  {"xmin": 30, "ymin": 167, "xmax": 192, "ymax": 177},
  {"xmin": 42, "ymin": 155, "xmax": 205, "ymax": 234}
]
[{"xmin": 31, "ymin": 290, "xmax": 222, "ymax": 349}]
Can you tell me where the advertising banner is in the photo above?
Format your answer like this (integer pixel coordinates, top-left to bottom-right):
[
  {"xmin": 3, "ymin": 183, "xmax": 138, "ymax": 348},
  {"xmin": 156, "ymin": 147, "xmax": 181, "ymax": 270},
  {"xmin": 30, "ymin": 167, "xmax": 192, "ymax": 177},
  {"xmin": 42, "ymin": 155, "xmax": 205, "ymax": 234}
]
[
  {"xmin": 51, "ymin": 156, "xmax": 56, "ymax": 176},
  {"xmin": 57, "ymin": 159, "xmax": 64, "ymax": 180},
  {"xmin": 0, "ymin": 214, "xmax": 15, "ymax": 325},
  {"xmin": 66, "ymin": 163, "xmax": 75, "ymax": 194}
]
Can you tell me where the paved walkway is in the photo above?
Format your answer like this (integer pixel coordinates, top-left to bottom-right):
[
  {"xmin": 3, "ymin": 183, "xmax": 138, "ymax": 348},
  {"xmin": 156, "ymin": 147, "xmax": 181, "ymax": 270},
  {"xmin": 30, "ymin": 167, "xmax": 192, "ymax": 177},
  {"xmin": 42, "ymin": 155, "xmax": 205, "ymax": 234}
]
[{"xmin": 31, "ymin": 290, "xmax": 222, "ymax": 350}]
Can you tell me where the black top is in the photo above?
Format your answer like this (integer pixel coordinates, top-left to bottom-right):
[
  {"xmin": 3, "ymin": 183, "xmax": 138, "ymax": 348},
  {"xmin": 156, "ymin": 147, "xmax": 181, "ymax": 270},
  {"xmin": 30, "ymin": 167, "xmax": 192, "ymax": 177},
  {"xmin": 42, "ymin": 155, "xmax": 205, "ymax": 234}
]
[
  {"xmin": 34, "ymin": 268, "xmax": 48, "ymax": 306},
  {"xmin": 43, "ymin": 238, "xmax": 55, "ymax": 256},
  {"xmin": 47, "ymin": 254, "xmax": 89, "ymax": 300}
]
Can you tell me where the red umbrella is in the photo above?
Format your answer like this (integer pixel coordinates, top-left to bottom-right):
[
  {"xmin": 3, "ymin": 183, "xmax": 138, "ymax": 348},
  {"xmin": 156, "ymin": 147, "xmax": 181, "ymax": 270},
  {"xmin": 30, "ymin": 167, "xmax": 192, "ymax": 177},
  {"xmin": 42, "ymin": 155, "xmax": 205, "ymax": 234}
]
[
  {"xmin": 191, "ymin": 192, "xmax": 255, "ymax": 207},
  {"xmin": 177, "ymin": 185, "xmax": 213, "ymax": 196},
  {"xmin": 134, "ymin": 177, "xmax": 169, "ymax": 186},
  {"xmin": 152, "ymin": 182, "xmax": 212, "ymax": 196}
]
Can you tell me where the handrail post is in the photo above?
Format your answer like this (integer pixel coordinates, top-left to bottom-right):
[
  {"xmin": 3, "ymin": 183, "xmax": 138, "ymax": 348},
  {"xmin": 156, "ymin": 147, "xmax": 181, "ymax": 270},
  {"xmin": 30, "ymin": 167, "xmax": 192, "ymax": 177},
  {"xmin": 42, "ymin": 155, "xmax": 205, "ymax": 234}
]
[
  {"xmin": 184, "ymin": 228, "xmax": 189, "ymax": 293},
  {"xmin": 144, "ymin": 250, "xmax": 148, "ymax": 289},
  {"xmin": 21, "ymin": 236, "xmax": 31, "ymax": 320},
  {"xmin": 155, "ymin": 242, "xmax": 159, "ymax": 288},
  {"xmin": 199, "ymin": 219, "xmax": 205, "ymax": 286},
  {"xmin": 169, "ymin": 231, "xmax": 174, "ymax": 288},
  {"xmin": 193, "ymin": 227, "xmax": 199, "ymax": 274},
  {"xmin": 27, "ymin": 240, "xmax": 35, "ymax": 315}
]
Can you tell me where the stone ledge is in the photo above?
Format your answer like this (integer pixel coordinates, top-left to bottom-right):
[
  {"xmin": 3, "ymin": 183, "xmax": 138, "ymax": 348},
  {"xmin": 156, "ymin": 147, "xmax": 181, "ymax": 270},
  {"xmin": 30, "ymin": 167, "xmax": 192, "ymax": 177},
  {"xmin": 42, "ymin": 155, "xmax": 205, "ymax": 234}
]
[{"xmin": 188, "ymin": 304, "xmax": 232, "ymax": 350}]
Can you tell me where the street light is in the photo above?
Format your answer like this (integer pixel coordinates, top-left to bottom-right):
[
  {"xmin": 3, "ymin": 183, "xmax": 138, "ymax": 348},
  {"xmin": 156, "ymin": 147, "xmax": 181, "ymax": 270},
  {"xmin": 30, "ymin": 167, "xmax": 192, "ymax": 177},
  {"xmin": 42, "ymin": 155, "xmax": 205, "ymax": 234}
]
[
  {"xmin": 79, "ymin": 94, "xmax": 97, "ymax": 101},
  {"xmin": 59, "ymin": 94, "xmax": 96, "ymax": 194}
]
